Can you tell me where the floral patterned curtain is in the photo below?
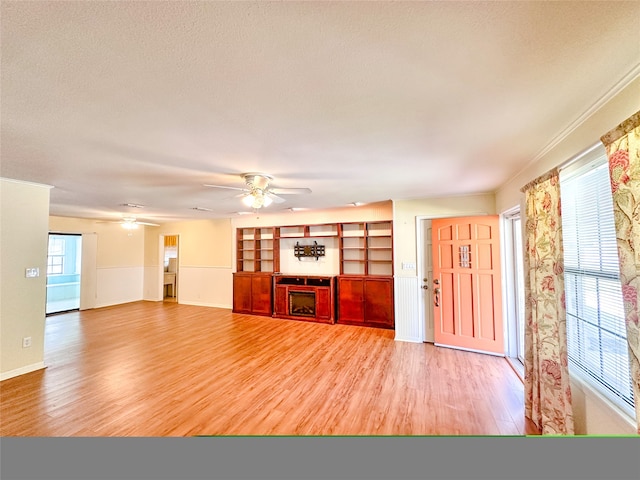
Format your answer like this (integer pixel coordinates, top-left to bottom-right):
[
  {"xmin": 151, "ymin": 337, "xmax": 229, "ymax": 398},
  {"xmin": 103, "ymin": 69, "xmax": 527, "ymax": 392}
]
[
  {"xmin": 600, "ymin": 110, "xmax": 640, "ymax": 433},
  {"xmin": 521, "ymin": 170, "xmax": 574, "ymax": 434}
]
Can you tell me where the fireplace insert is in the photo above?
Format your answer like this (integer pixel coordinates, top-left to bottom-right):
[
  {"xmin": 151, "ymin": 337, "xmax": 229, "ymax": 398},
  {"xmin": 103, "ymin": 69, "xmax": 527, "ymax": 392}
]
[{"xmin": 289, "ymin": 291, "xmax": 316, "ymax": 317}]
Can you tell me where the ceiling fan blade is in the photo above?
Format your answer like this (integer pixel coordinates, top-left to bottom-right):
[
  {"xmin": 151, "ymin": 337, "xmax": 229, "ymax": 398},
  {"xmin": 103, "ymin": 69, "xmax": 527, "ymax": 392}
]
[
  {"xmin": 137, "ymin": 221, "xmax": 160, "ymax": 227},
  {"xmin": 268, "ymin": 187, "xmax": 312, "ymax": 195},
  {"xmin": 266, "ymin": 192, "xmax": 286, "ymax": 204},
  {"xmin": 203, "ymin": 184, "xmax": 248, "ymax": 192}
]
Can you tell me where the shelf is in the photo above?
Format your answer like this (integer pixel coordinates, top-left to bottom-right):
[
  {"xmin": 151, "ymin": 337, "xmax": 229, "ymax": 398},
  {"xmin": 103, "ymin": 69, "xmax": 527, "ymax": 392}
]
[
  {"xmin": 237, "ymin": 227, "xmax": 277, "ymax": 273},
  {"xmin": 366, "ymin": 222, "xmax": 392, "ymax": 237},
  {"xmin": 237, "ymin": 220, "xmax": 393, "ymax": 277},
  {"xmin": 308, "ymin": 224, "xmax": 338, "ymax": 237},
  {"xmin": 342, "ymin": 250, "xmax": 365, "ymax": 261},
  {"xmin": 278, "ymin": 225, "xmax": 307, "ymax": 238},
  {"xmin": 338, "ymin": 221, "xmax": 392, "ymax": 276},
  {"xmin": 257, "ymin": 227, "xmax": 274, "ymax": 240},
  {"xmin": 340, "ymin": 223, "xmax": 365, "ymax": 237}
]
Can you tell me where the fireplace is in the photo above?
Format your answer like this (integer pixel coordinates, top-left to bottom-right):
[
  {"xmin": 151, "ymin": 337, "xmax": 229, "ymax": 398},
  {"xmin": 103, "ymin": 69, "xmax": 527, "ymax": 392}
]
[
  {"xmin": 289, "ymin": 291, "xmax": 316, "ymax": 317},
  {"xmin": 273, "ymin": 275, "xmax": 335, "ymax": 324}
]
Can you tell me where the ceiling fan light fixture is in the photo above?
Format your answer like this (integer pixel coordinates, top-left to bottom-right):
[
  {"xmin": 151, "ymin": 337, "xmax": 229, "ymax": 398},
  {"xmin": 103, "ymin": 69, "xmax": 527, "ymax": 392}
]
[
  {"xmin": 242, "ymin": 190, "xmax": 272, "ymax": 209},
  {"xmin": 121, "ymin": 217, "xmax": 139, "ymax": 230},
  {"xmin": 204, "ymin": 172, "xmax": 309, "ymax": 209},
  {"xmin": 242, "ymin": 193, "xmax": 257, "ymax": 207}
]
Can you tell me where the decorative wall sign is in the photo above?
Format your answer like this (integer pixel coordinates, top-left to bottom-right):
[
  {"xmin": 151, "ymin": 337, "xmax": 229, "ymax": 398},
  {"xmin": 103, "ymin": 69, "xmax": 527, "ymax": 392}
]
[{"xmin": 294, "ymin": 241, "xmax": 325, "ymax": 261}]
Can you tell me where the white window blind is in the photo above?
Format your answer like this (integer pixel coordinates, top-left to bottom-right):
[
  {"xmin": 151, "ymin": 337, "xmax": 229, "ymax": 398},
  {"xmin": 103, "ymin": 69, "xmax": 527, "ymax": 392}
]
[{"xmin": 560, "ymin": 149, "xmax": 635, "ymax": 416}]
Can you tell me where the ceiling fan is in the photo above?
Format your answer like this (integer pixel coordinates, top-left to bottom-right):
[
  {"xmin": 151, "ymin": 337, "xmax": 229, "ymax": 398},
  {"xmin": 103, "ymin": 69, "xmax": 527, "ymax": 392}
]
[
  {"xmin": 100, "ymin": 216, "xmax": 160, "ymax": 230},
  {"xmin": 204, "ymin": 172, "xmax": 312, "ymax": 209}
]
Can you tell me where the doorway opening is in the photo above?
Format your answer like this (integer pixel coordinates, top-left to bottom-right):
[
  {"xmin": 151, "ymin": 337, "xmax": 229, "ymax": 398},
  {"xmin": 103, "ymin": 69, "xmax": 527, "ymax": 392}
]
[
  {"xmin": 46, "ymin": 233, "xmax": 82, "ymax": 315},
  {"xmin": 163, "ymin": 235, "xmax": 179, "ymax": 302}
]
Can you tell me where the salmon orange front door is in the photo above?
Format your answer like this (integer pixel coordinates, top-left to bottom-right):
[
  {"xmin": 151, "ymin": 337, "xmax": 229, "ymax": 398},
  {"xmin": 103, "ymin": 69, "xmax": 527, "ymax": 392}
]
[{"xmin": 431, "ymin": 216, "xmax": 504, "ymax": 355}]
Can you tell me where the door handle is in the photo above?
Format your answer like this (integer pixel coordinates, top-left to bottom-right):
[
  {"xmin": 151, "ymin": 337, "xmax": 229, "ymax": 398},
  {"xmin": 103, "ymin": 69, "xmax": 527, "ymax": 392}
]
[{"xmin": 434, "ymin": 287, "xmax": 440, "ymax": 307}]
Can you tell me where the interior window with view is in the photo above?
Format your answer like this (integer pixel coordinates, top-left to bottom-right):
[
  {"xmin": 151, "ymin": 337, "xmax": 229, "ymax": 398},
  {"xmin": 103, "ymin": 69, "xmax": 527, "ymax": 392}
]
[{"xmin": 560, "ymin": 147, "xmax": 635, "ymax": 417}]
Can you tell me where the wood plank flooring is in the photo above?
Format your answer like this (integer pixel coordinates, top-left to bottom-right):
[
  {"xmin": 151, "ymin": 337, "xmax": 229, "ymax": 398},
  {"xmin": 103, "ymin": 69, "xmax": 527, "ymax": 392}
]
[{"xmin": 0, "ymin": 301, "xmax": 529, "ymax": 436}]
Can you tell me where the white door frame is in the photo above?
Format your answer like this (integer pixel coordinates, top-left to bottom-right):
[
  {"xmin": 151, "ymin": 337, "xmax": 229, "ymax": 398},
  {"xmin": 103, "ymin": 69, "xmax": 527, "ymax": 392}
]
[{"xmin": 500, "ymin": 206, "xmax": 524, "ymax": 361}]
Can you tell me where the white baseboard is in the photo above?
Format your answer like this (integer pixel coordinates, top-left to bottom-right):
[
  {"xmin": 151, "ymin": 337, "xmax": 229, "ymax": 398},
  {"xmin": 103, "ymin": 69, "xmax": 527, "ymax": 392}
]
[
  {"xmin": 0, "ymin": 362, "xmax": 46, "ymax": 381},
  {"xmin": 394, "ymin": 334, "xmax": 423, "ymax": 343},
  {"xmin": 179, "ymin": 301, "xmax": 232, "ymax": 310}
]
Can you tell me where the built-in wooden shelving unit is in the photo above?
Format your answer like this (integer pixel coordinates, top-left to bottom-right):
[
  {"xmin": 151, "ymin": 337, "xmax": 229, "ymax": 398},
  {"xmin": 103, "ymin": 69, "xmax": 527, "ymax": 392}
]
[{"xmin": 233, "ymin": 220, "xmax": 394, "ymax": 329}]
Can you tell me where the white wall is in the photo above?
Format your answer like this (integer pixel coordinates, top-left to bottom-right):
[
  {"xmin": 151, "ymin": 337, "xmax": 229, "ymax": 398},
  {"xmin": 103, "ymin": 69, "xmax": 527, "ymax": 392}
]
[
  {"xmin": 177, "ymin": 267, "xmax": 233, "ymax": 308},
  {"xmin": 49, "ymin": 216, "xmax": 146, "ymax": 308},
  {"xmin": 152, "ymin": 219, "xmax": 234, "ymax": 308},
  {"xmin": 279, "ymin": 237, "xmax": 340, "ymax": 276},
  {"xmin": 496, "ymin": 76, "xmax": 640, "ymax": 213},
  {"xmin": 0, "ymin": 179, "xmax": 51, "ymax": 380}
]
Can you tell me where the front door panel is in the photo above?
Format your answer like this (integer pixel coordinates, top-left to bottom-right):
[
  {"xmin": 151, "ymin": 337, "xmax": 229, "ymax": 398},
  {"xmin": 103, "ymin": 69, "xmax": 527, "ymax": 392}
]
[{"xmin": 432, "ymin": 216, "xmax": 504, "ymax": 354}]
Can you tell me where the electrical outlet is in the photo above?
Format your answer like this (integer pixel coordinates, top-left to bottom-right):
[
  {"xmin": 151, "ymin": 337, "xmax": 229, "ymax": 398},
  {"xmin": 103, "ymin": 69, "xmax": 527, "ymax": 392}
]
[{"xmin": 22, "ymin": 337, "xmax": 32, "ymax": 348}]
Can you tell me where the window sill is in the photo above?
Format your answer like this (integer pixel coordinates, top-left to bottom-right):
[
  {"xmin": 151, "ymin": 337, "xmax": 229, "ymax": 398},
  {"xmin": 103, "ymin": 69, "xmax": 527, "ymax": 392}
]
[{"xmin": 569, "ymin": 370, "xmax": 637, "ymax": 434}]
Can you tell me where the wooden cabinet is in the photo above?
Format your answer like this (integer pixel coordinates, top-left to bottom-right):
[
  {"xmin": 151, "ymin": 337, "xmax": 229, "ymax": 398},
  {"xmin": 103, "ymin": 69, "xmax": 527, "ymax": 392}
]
[
  {"xmin": 337, "ymin": 276, "xmax": 394, "ymax": 329},
  {"xmin": 234, "ymin": 220, "xmax": 394, "ymax": 328},
  {"xmin": 232, "ymin": 272, "xmax": 273, "ymax": 315},
  {"xmin": 273, "ymin": 276, "xmax": 335, "ymax": 324}
]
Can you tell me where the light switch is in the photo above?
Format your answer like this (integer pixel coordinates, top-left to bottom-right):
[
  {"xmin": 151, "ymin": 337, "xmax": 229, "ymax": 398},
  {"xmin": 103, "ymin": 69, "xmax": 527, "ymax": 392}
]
[
  {"xmin": 25, "ymin": 267, "xmax": 40, "ymax": 278},
  {"xmin": 402, "ymin": 262, "xmax": 416, "ymax": 270}
]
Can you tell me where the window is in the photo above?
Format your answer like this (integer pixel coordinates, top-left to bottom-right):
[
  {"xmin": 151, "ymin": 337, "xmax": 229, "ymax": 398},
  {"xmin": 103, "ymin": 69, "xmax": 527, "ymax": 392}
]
[
  {"xmin": 560, "ymin": 146, "xmax": 635, "ymax": 417},
  {"xmin": 47, "ymin": 237, "xmax": 65, "ymax": 274}
]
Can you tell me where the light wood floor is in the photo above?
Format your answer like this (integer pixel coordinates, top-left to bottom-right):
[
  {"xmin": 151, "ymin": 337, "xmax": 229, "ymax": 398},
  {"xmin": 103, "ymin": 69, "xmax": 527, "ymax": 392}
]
[{"xmin": 0, "ymin": 301, "xmax": 530, "ymax": 436}]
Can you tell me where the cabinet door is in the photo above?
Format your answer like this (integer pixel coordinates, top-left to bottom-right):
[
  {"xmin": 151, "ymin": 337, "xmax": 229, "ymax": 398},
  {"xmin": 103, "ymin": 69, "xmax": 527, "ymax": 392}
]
[
  {"xmin": 364, "ymin": 277, "xmax": 394, "ymax": 327},
  {"xmin": 233, "ymin": 274, "xmax": 252, "ymax": 313},
  {"xmin": 338, "ymin": 277, "xmax": 364, "ymax": 322},
  {"xmin": 274, "ymin": 285, "xmax": 288, "ymax": 317},
  {"xmin": 251, "ymin": 275, "xmax": 273, "ymax": 315},
  {"xmin": 315, "ymin": 287, "xmax": 332, "ymax": 320}
]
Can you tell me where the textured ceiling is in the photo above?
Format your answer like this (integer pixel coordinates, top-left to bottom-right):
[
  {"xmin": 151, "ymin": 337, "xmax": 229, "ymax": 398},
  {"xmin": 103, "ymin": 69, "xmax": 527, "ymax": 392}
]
[{"xmin": 2, "ymin": 1, "xmax": 639, "ymax": 223}]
